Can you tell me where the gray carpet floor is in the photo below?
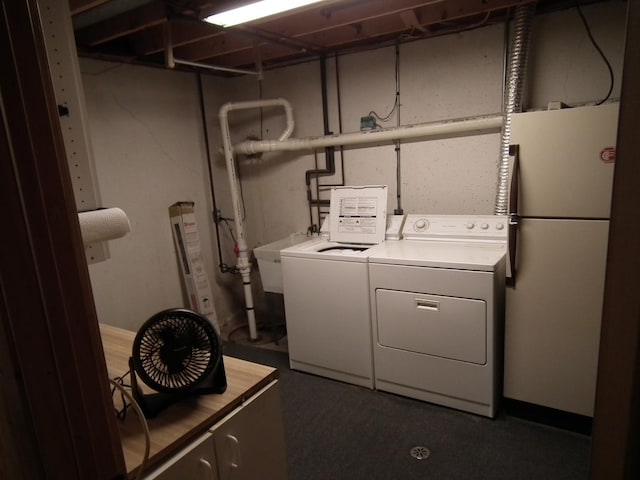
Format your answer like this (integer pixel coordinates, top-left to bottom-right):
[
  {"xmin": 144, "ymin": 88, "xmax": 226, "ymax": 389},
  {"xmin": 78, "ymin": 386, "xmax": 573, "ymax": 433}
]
[{"xmin": 223, "ymin": 342, "xmax": 591, "ymax": 480}]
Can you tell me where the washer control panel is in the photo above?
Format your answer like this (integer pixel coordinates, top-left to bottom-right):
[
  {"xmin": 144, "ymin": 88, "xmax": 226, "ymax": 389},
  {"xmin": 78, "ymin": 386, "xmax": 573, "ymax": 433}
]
[{"xmin": 403, "ymin": 214, "xmax": 508, "ymax": 241}]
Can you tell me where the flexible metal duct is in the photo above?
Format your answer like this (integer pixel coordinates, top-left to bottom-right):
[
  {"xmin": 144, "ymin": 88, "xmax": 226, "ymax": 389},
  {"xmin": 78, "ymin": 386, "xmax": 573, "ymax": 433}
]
[{"xmin": 495, "ymin": 3, "xmax": 536, "ymax": 215}]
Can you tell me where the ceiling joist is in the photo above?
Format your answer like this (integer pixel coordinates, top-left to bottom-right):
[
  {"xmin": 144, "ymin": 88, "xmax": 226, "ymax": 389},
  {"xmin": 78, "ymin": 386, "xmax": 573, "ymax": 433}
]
[
  {"xmin": 70, "ymin": 0, "xmax": 588, "ymax": 75},
  {"xmin": 75, "ymin": 1, "xmax": 167, "ymax": 47}
]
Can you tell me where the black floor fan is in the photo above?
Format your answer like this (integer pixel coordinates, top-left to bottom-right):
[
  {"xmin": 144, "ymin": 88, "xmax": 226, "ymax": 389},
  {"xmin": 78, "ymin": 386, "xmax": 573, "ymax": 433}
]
[{"xmin": 129, "ymin": 308, "xmax": 227, "ymax": 418}]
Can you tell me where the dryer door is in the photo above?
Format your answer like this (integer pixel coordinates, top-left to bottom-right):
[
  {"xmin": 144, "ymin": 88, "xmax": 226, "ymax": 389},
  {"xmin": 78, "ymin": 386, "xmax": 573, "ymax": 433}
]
[{"xmin": 376, "ymin": 289, "xmax": 487, "ymax": 364}]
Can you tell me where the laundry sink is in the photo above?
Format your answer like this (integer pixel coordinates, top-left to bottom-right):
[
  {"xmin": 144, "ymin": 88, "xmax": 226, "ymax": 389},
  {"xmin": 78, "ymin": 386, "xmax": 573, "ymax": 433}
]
[{"xmin": 254, "ymin": 233, "xmax": 309, "ymax": 293}]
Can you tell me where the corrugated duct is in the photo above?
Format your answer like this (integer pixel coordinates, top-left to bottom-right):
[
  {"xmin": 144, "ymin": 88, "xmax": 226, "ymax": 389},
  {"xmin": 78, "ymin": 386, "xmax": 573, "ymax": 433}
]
[{"xmin": 495, "ymin": 3, "xmax": 536, "ymax": 215}]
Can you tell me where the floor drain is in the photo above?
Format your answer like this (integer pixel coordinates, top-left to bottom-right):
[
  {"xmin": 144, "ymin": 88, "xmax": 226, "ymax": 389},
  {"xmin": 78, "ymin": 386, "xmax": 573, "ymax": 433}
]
[{"xmin": 410, "ymin": 446, "xmax": 430, "ymax": 460}]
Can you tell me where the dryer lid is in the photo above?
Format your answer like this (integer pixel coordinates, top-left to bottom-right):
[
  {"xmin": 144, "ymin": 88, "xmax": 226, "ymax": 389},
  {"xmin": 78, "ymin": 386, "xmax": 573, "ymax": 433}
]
[{"xmin": 329, "ymin": 185, "xmax": 388, "ymax": 245}]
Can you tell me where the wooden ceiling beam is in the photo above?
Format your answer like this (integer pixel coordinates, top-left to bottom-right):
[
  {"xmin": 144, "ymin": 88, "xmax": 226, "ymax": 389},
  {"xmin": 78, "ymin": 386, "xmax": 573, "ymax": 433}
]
[
  {"xmin": 132, "ymin": 20, "xmax": 222, "ymax": 56},
  {"xmin": 174, "ymin": 29, "xmax": 254, "ymax": 61},
  {"xmin": 73, "ymin": 0, "xmax": 547, "ymax": 72},
  {"xmin": 142, "ymin": 0, "xmax": 513, "ymax": 64},
  {"xmin": 198, "ymin": 0, "xmax": 525, "ymax": 69},
  {"xmin": 296, "ymin": 0, "xmax": 525, "ymax": 48},
  {"xmin": 69, "ymin": 0, "xmax": 112, "ymax": 16},
  {"xmin": 198, "ymin": 44, "xmax": 307, "ymax": 72},
  {"xmin": 74, "ymin": 1, "xmax": 167, "ymax": 47},
  {"xmin": 129, "ymin": 0, "xmax": 446, "ymax": 58},
  {"xmin": 256, "ymin": 0, "xmax": 530, "ymax": 38},
  {"xmin": 196, "ymin": 0, "xmax": 346, "ymax": 18},
  {"xmin": 133, "ymin": 18, "xmax": 322, "ymax": 59},
  {"xmin": 245, "ymin": 0, "xmax": 449, "ymax": 37},
  {"xmin": 172, "ymin": 23, "xmax": 323, "ymax": 62},
  {"xmin": 235, "ymin": 25, "xmax": 324, "ymax": 53}
]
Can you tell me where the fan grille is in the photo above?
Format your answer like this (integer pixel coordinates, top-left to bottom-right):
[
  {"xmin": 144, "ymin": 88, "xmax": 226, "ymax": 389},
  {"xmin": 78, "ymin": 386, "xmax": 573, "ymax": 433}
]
[{"xmin": 132, "ymin": 310, "xmax": 220, "ymax": 393}]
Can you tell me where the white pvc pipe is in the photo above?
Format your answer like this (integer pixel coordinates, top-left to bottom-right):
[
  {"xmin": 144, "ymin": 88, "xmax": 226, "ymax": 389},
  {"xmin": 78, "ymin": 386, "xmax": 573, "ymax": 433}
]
[
  {"xmin": 233, "ymin": 114, "xmax": 503, "ymax": 154},
  {"xmin": 219, "ymin": 99, "xmax": 502, "ymax": 341},
  {"xmin": 218, "ymin": 98, "xmax": 294, "ymax": 340}
]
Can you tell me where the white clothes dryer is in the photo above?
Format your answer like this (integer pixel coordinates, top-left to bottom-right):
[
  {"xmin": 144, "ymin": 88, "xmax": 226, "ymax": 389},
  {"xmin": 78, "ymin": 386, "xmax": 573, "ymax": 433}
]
[{"xmin": 367, "ymin": 214, "xmax": 508, "ymax": 417}]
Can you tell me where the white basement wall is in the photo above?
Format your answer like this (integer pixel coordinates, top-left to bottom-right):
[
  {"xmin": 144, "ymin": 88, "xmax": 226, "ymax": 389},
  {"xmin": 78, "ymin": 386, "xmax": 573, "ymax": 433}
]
[
  {"xmin": 82, "ymin": 61, "xmax": 238, "ymax": 331},
  {"xmin": 82, "ymin": 1, "xmax": 626, "ymax": 333}
]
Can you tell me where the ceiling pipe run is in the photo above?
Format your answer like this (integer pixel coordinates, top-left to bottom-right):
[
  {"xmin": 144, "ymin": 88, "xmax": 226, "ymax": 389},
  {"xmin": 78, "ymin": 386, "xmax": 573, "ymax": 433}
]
[
  {"xmin": 233, "ymin": 114, "xmax": 502, "ymax": 155},
  {"xmin": 164, "ymin": 22, "xmax": 261, "ymax": 77},
  {"xmin": 174, "ymin": 58, "xmax": 261, "ymax": 76}
]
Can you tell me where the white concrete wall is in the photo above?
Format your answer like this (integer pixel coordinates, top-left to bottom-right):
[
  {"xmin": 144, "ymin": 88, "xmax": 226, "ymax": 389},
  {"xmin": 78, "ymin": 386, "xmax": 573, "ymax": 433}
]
[
  {"xmin": 81, "ymin": 60, "xmax": 236, "ymax": 332},
  {"xmin": 528, "ymin": 4, "xmax": 626, "ymax": 108},
  {"xmin": 81, "ymin": 1, "xmax": 627, "ymax": 332}
]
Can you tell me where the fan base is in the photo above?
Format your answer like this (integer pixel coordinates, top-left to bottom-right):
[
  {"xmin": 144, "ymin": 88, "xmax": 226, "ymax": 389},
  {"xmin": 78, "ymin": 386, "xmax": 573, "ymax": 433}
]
[{"xmin": 130, "ymin": 357, "xmax": 227, "ymax": 419}]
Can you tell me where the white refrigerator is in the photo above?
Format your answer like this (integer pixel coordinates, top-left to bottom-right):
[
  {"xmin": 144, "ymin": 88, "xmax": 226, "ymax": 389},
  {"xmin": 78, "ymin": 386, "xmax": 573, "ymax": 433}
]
[{"xmin": 504, "ymin": 102, "xmax": 619, "ymax": 417}]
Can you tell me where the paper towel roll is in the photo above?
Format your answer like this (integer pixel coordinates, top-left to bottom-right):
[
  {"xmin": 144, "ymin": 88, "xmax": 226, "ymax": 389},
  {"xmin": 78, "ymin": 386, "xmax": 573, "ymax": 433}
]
[{"xmin": 78, "ymin": 208, "xmax": 131, "ymax": 247}]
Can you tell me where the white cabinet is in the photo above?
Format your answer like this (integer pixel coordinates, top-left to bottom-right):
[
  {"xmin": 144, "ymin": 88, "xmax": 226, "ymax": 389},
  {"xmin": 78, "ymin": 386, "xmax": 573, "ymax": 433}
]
[
  {"xmin": 142, "ymin": 380, "xmax": 287, "ymax": 480},
  {"xmin": 143, "ymin": 432, "xmax": 218, "ymax": 480},
  {"xmin": 211, "ymin": 380, "xmax": 288, "ymax": 480}
]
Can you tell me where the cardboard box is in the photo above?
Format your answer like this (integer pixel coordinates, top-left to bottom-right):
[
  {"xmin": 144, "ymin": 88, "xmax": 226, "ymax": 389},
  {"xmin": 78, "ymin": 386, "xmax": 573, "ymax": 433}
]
[{"xmin": 169, "ymin": 202, "xmax": 219, "ymax": 332}]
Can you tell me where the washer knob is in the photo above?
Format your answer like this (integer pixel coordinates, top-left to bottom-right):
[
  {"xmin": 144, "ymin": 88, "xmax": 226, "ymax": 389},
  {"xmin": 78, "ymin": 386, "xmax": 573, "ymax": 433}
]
[
  {"xmin": 481, "ymin": 223, "xmax": 489, "ymax": 230},
  {"xmin": 466, "ymin": 222, "xmax": 475, "ymax": 229},
  {"xmin": 496, "ymin": 223, "xmax": 505, "ymax": 230},
  {"xmin": 414, "ymin": 219, "xmax": 428, "ymax": 231}
]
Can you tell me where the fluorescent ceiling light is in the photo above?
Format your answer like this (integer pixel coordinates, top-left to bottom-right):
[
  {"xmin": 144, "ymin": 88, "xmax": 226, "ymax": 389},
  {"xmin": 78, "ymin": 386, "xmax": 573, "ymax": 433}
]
[{"xmin": 204, "ymin": 0, "xmax": 329, "ymax": 28}]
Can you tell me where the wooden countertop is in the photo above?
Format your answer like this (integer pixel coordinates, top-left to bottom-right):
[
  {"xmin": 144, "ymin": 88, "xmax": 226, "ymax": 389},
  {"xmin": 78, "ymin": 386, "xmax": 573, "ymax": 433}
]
[{"xmin": 100, "ymin": 323, "xmax": 278, "ymax": 478}]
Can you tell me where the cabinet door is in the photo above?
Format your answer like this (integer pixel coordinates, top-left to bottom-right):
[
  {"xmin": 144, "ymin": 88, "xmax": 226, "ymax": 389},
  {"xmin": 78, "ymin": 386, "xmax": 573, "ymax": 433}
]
[
  {"xmin": 143, "ymin": 432, "xmax": 218, "ymax": 480},
  {"xmin": 211, "ymin": 380, "xmax": 288, "ymax": 480}
]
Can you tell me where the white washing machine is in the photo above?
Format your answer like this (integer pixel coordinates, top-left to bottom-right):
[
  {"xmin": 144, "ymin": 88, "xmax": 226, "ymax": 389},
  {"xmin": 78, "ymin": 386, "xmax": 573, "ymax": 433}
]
[
  {"xmin": 367, "ymin": 214, "xmax": 508, "ymax": 417},
  {"xmin": 281, "ymin": 186, "xmax": 402, "ymax": 388}
]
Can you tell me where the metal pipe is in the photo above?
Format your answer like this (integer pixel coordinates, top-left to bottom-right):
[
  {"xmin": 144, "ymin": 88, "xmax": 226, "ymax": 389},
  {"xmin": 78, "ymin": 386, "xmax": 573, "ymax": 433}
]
[
  {"xmin": 165, "ymin": 23, "xmax": 259, "ymax": 77},
  {"xmin": 233, "ymin": 114, "xmax": 503, "ymax": 155},
  {"xmin": 218, "ymin": 97, "xmax": 295, "ymax": 340},
  {"xmin": 334, "ymin": 53, "xmax": 346, "ymax": 187},
  {"xmin": 304, "ymin": 57, "xmax": 336, "ymax": 188},
  {"xmin": 196, "ymin": 73, "xmax": 225, "ymax": 273},
  {"xmin": 394, "ymin": 41, "xmax": 403, "ymax": 214},
  {"xmin": 495, "ymin": 4, "xmax": 535, "ymax": 215},
  {"xmin": 174, "ymin": 58, "xmax": 261, "ymax": 77}
]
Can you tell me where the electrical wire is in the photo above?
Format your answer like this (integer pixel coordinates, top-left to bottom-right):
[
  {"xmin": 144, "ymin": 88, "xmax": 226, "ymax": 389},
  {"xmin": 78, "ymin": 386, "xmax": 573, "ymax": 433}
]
[
  {"xmin": 109, "ymin": 379, "xmax": 150, "ymax": 480},
  {"xmin": 110, "ymin": 371, "xmax": 132, "ymax": 421},
  {"xmin": 217, "ymin": 217, "xmax": 240, "ymax": 274},
  {"xmin": 439, "ymin": 11, "xmax": 491, "ymax": 30},
  {"xmin": 234, "ymin": 156, "xmax": 248, "ymax": 221},
  {"xmin": 368, "ymin": 41, "xmax": 401, "ymax": 124},
  {"xmin": 220, "ymin": 217, "xmax": 238, "ymax": 244},
  {"xmin": 398, "ymin": 11, "xmax": 492, "ymax": 43},
  {"xmin": 576, "ymin": 5, "xmax": 614, "ymax": 106},
  {"xmin": 369, "ymin": 97, "xmax": 398, "ymax": 123}
]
